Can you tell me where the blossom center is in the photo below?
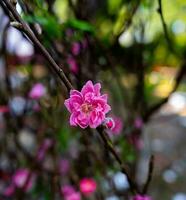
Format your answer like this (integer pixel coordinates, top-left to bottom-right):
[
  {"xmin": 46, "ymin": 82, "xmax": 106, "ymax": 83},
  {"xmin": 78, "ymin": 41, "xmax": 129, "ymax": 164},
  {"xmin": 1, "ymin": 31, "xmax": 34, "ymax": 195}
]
[{"xmin": 81, "ymin": 103, "xmax": 93, "ymax": 114}]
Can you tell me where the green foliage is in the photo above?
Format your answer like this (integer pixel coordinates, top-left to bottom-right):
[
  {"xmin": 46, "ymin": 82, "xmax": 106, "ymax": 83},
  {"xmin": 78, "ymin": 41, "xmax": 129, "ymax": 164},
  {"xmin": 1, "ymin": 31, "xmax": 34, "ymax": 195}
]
[
  {"xmin": 23, "ymin": 14, "xmax": 62, "ymax": 39},
  {"xmin": 65, "ymin": 19, "xmax": 95, "ymax": 33},
  {"xmin": 57, "ymin": 126, "xmax": 70, "ymax": 151}
]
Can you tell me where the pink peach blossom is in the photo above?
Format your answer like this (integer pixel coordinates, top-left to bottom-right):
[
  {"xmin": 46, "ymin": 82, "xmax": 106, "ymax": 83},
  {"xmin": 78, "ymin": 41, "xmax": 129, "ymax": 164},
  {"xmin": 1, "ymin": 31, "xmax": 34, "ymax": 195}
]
[
  {"xmin": 133, "ymin": 195, "xmax": 152, "ymax": 200},
  {"xmin": 13, "ymin": 169, "xmax": 34, "ymax": 191},
  {"xmin": 29, "ymin": 83, "xmax": 46, "ymax": 99},
  {"xmin": 79, "ymin": 178, "xmax": 97, "ymax": 196},
  {"xmin": 64, "ymin": 80, "xmax": 111, "ymax": 129}
]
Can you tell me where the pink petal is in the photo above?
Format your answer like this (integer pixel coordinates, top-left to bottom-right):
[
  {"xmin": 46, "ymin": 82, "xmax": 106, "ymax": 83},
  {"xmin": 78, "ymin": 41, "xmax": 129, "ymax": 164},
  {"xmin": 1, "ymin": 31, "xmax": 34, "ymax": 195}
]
[
  {"xmin": 89, "ymin": 111, "xmax": 104, "ymax": 128},
  {"xmin": 69, "ymin": 95, "xmax": 83, "ymax": 111},
  {"xmin": 104, "ymin": 104, "xmax": 111, "ymax": 113},
  {"xmin": 70, "ymin": 112, "xmax": 78, "ymax": 126},
  {"xmin": 64, "ymin": 99, "xmax": 72, "ymax": 112},
  {"xmin": 94, "ymin": 83, "xmax": 101, "ymax": 96},
  {"xmin": 100, "ymin": 94, "xmax": 108, "ymax": 101},
  {"xmin": 81, "ymin": 81, "xmax": 94, "ymax": 96},
  {"xmin": 70, "ymin": 90, "xmax": 82, "ymax": 97},
  {"xmin": 76, "ymin": 112, "xmax": 89, "ymax": 129}
]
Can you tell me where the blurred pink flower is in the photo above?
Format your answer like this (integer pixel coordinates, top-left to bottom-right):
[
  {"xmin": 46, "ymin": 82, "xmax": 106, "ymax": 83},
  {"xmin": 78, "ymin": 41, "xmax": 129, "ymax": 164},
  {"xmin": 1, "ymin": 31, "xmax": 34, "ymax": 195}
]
[
  {"xmin": 134, "ymin": 117, "xmax": 143, "ymax": 129},
  {"xmin": 13, "ymin": 169, "xmax": 34, "ymax": 191},
  {"xmin": 29, "ymin": 83, "xmax": 46, "ymax": 99},
  {"xmin": 64, "ymin": 80, "xmax": 111, "ymax": 129},
  {"xmin": 104, "ymin": 117, "xmax": 115, "ymax": 130},
  {"xmin": 111, "ymin": 116, "xmax": 123, "ymax": 135},
  {"xmin": 59, "ymin": 159, "xmax": 70, "ymax": 174},
  {"xmin": 133, "ymin": 195, "xmax": 152, "ymax": 200},
  {"xmin": 62, "ymin": 185, "xmax": 75, "ymax": 196},
  {"xmin": 4, "ymin": 185, "xmax": 15, "ymax": 197},
  {"xmin": 65, "ymin": 192, "xmax": 81, "ymax": 200},
  {"xmin": 67, "ymin": 57, "xmax": 79, "ymax": 74},
  {"xmin": 71, "ymin": 42, "xmax": 80, "ymax": 56},
  {"xmin": 79, "ymin": 178, "xmax": 97, "ymax": 196},
  {"xmin": 62, "ymin": 185, "xmax": 81, "ymax": 200},
  {"xmin": 0, "ymin": 105, "xmax": 9, "ymax": 114}
]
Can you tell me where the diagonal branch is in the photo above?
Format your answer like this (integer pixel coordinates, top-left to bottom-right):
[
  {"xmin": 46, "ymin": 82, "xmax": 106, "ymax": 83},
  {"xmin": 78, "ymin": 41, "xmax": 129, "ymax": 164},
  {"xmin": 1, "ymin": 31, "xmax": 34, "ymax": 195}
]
[
  {"xmin": 142, "ymin": 155, "xmax": 154, "ymax": 194},
  {"xmin": 157, "ymin": 0, "xmax": 175, "ymax": 54},
  {"xmin": 144, "ymin": 60, "xmax": 186, "ymax": 121}
]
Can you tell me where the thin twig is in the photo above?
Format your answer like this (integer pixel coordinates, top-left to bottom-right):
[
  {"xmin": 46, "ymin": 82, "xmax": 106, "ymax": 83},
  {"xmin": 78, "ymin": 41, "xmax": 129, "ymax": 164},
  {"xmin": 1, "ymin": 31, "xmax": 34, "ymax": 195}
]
[
  {"xmin": 142, "ymin": 155, "xmax": 154, "ymax": 194},
  {"xmin": 143, "ymin": 61, "xmax": 186, "ymax": 121},
  {"xmin": 97, "ymin": 126, "xmax": 138, "ymax": 194},
  {"xmin": 157, "ymin": 0, "xmax": 175, "ymax": 54},
  {"xmin": 115, "ymin": 0, "xmax": 141, "ymax": 42}
]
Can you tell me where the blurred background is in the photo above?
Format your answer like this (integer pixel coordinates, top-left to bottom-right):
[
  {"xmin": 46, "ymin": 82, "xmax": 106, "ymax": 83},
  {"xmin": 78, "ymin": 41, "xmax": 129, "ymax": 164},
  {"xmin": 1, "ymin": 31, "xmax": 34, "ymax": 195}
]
[{"xmin": 0, "ymin": 0, "xmax": 186, "ymax": 199}]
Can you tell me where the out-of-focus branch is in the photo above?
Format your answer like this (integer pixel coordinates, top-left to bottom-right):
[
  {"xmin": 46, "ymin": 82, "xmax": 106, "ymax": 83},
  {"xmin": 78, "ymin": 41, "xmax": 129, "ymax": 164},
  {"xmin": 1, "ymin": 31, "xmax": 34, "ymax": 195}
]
[
  {"xmin": 114, "ymin": 0, "xmax": 141, "ymax": 43},
  {"xmin": 142, "ymin": 155, "xmax": 154, "ymax": 194},
  {"xmin": 97, "ymin": 126, "xmax": 138, "ymax": 194},
  {"xmin": 157, "ymin": 0, "xmax": 175, "ymax": 54},
  {"xmin": 144, "ymin": 60, "xmax": 186, "ymax": 121}
]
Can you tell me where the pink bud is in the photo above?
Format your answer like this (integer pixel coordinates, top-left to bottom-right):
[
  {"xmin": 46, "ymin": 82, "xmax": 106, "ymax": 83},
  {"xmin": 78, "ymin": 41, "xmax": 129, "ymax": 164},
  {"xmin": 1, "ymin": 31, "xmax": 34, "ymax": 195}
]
[
  {"xmin": 29, "ymin": 83, "xmax": 46, "ymax": 100},
  {"xmin": 79, "ymin": 178, "xmax": 97, "ymax": 196},
  {"xmin": 104, "ymin": 117, "xmax": 115, "ymax": 130}
]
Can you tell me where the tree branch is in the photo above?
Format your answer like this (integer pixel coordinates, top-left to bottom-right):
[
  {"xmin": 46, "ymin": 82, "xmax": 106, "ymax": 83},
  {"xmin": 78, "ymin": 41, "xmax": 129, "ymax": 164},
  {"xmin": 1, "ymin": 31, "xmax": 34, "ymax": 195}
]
[
  {"xmin": 142, "ymin": 155, "xmax": 154, "ymax": 194},
  {"xmin": 144, "ymin": 60, "xmax": 186, "ymax": 121},
  {"xmin": 157, "ymin": 0, "xmax": 175, "ymax": 54}
]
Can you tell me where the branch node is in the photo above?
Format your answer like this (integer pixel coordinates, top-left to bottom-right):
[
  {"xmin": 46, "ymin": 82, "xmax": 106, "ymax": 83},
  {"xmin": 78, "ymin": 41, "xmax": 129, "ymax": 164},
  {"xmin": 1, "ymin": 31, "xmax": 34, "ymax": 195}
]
[{"xmin": 10, "ymin": 21, "xmax": 23, "ymax": 29}]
